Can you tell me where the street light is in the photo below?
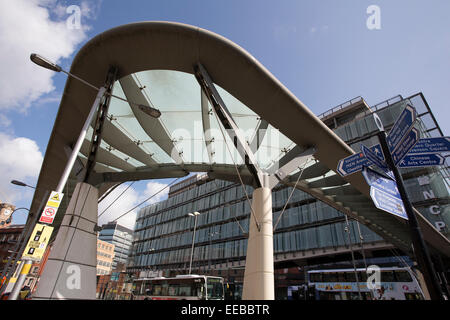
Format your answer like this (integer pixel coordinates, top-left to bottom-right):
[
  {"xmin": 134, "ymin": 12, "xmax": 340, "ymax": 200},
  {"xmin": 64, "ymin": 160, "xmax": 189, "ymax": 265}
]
[
  {"xmin": 30, "ymin": 53, "xmax": 161, "ymax": 118},
  {"xmin": 11, "ymin": 180, "xmax": 35, "ymax": 189},
  {"xmin": 187, "ymin": 212, "xmax": 200, "ymax": 274}
]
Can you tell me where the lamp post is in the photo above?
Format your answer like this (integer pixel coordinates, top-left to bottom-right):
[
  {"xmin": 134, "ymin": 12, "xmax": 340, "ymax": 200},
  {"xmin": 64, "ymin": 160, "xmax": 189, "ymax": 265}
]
[{"xmin": 187, "ymin": 212, "xmax": 200, "ymax": 275}]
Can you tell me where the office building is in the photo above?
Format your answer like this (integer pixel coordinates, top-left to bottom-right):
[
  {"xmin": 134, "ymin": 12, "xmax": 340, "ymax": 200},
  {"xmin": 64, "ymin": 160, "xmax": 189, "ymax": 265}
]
[
  {"xmin": 97, "ymin": 238, "xmax": 115, "ymax": 275},
  {"xmin": 99, "ymin": 222, "xmax": 133, "ymax": 269}
]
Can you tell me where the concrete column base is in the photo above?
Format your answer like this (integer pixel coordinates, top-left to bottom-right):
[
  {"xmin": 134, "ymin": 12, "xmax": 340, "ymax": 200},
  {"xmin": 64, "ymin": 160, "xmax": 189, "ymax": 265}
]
[
  {"xmin": 242, "ymin": 187, "xmax": 274, "ymax": 300},
  {"xmin": 33, "ymin": 182, "xmax": 98, "ymax": 300}
]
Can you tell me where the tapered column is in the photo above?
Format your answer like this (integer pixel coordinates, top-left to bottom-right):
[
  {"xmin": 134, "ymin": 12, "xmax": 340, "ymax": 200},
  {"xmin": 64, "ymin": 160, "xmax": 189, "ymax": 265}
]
[
  {"xmin": 242, "ymin": 187, "xmax": 274, "ymax": 300},
  {"xmin": 33, "ymin": 182, "xmax": 98, "ymax": 299}
]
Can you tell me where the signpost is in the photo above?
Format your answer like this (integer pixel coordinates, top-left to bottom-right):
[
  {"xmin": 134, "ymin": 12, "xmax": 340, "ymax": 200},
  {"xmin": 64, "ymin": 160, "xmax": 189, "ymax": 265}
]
[
  {"xmin": 408, "ymin": 137, "xmax": 450, "ymax": 154},
  {"xmin": 372, "ymin": 111, "xmax": 444, "ymax": 300},
  {"xmin": 361, "ymin": 145, "xmax": 388, "ymax": 171},
  {"xmin": 362, "ymin": 167, "xmax": 407, "ymax": 220},
  {"xmin": 386, "ymin": 104, "xmax": 416, "ymax": 151},
  {"xmin": 398, "ymin": 154, "xmax": 446, "ymax": 168},
  {"xmin": 336, "ymin": 106, "xmax": 446, "ymax": 300},
  {"xmin": 337, "ymin": 145, "xmax": 383, "ymax": 176},
  {"xmin": 360, "ymin": 145, "xmax": 395, "ymax": 180},
  {"xmin": 391, "ymin": 127, "xmax": 420, "ymax": 165}
]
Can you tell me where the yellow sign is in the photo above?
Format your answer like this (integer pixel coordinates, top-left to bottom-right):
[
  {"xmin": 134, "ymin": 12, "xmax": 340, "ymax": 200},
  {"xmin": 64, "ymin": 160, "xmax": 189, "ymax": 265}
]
[
  {"xmin": 23, "ymin": 223, "xmax": 54, "ymax": 260},
  {"xmin": 51, "ymin": 193, "xmax": 60, "ymax": 201},
  {"xmin": 45, "ymin": 191, "xmax": 64, "ymax": 209},
  {"xmin": 39, "ymin": 191, "xmax": 64, "ymax": 224}
]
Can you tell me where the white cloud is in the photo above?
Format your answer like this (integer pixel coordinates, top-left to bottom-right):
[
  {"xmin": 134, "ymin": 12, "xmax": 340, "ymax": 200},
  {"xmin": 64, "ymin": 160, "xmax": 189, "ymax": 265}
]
[
  {"xmin": 0, "ymin": 0, "xmax": 99, "ymax": 112},
  {"xmin": 98, "ymin": 181, "xmax": 170, "ymax": 230},
  {"xmin": 141, "ymin": 181, "xmax": 170, "ymax": 204},
  {"xmin": 0, "ymin": 132, "xmax": 43, "ymax": 205}
]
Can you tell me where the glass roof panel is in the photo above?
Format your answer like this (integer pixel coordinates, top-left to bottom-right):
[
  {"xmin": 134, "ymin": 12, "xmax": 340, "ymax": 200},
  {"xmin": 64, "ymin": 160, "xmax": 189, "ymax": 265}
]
[
  {"xmin": 134, "ymin": 70, "xmax": 200, "ymax": 112},
  {"xmin": 255, "ymin": 124, "xmax": 295, "ymax": 170},
  {"xmin": 109, "ymin": 81, "xmax": 134, "ymax": 117},
  {"xmin": 215, "ymin": 86, "xmax": 259, "ymax": 139},
  {"xmin": 89, "ymin": 69, "xmax": 301, "ymax": 172}
]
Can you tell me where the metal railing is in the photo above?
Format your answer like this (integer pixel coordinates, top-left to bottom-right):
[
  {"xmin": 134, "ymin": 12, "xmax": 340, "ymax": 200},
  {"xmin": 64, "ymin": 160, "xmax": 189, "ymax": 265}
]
[{"xmin": 317, "ymin": 96, "xmax": 364, "ymax": 119}]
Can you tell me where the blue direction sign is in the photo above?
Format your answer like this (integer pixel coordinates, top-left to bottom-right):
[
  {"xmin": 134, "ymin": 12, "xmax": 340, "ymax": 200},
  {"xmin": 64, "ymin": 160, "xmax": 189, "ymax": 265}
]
[
  {"xmin": 362, "ymin": 145, "xmax": 388, "ymax": 170},
  {"xmin": 398, "ymin": 153, "xmax": 446, "ymax": 168},
  {"xmin": 370, "ymin": 188, "xmax": 408, "ymax": 220},
  {"xmin": 387, "ymin": 105, "xmax": 417, "ymax": 151},
  {"xmin": 408, "ymin": 137, "xmax": 450, "ymax": 154},
  {"xmin": 362, "ymin": 167, "xmax": 408, "ymax": 220},
  {"xmin": 361, "ymin": 145, "xmax": 394, "ymax": 180},
  {"xmin": 391, "ymin": 127, "xmax": 420, "ymax": 165},
  {"xmin": 337, "ymin": 145, "xmax": 383, "ymax": 176}
]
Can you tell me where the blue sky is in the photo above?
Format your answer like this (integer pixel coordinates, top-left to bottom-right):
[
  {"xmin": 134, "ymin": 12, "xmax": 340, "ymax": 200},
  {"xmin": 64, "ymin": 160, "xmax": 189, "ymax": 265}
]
[{"xmin": 1, "ymin": 0, "xmax": 449, "ymax": 227}]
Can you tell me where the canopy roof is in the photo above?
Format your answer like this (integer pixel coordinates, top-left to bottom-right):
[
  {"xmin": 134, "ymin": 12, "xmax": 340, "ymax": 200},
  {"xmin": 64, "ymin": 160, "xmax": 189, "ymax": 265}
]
[{"xmin": 29, "ymin": 21, "xmax": 450, "ymax": 257}]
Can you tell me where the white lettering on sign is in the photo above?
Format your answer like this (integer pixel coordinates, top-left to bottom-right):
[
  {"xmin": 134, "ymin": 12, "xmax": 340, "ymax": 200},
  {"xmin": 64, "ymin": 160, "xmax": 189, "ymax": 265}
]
[
  {"xmin": 420, "ymin": 178, "xmax": 446, "ymax": 233},
  {"xmin": 423, "ymin": 190, "xmax": 435, "ymax": 200},
  {"xmin": 435, "ymin": 222, "xmax": 446, "ymax": 232},
  {"xmin": 429, "ymin": 205, "xmax": 441, "ymax": 215}
]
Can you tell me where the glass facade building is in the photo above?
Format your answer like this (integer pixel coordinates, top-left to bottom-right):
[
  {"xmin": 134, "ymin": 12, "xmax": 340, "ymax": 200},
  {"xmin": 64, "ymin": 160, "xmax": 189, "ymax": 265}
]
[
  {"xmin": 127, "ymin": 93, "xmax": 449, "ymax": 298},
  {"xmin": 99, "ymin": 222, "xmax": 133, "ymax": 269}
]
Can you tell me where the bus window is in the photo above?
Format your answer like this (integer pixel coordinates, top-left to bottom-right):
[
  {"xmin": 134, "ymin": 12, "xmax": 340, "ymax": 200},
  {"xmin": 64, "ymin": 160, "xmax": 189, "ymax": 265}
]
[
  {"xmin": 153, "ymin": 284, "xmax": 162, "ymax": 296},
  {"xmin": 394, "ymin": 270, "xmax": 412, "ymax": 282},
  {"xmin": 309, "ymin": 273, "xmax": 322, "ymax": 283},
  {"xmin": 143, "ymin": 282, "xmax": 152, "ymax": 295},
  {"xmin": 381, "ymin": 271, "xmax": 395, "ymax": 282},
  {"xmin": 178, "ymin": 284, "xmax": 191, "ymax": 296},
  {"xmin": 358, "ymin": 271, "xmax": 368, "ymax": 282},
  {"xmin": 337, "ymin": 273, "xmax": 346, "ymax": 282},
  {"xmin": 343, "ymin": 272, "xmax": 354, "ymax": 282},
  {"xmin": 323, "ymin": 273, "xmax": 338, "ymax": 282},
  {"xmin": 193, "ymin": 283, "xmax": 205, "ymax": 299},
  {"xmin": 168, "ymin": 284, "xmax": 178, "ymax": 296},
  {"xmin": 207, "ymin": 278, "xmax": 224, "ymax": 300},
  {"xmin": 161, "ymin": 282, "xmax": 169, "ymax": 296}
]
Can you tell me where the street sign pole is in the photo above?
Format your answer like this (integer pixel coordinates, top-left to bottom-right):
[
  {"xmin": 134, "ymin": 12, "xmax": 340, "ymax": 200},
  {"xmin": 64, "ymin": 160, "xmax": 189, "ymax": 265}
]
[{"xmin": 376, "ymin": 127, "xmax": 444, "ymax": 300}]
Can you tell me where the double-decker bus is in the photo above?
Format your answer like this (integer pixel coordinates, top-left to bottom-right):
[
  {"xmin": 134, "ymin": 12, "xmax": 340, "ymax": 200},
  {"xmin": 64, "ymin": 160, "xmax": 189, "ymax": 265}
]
[
  {"xmin": 132, "ymin": 274, "xmax": 225, "ymax": 300},
  {"xmin": 288, "ymin": 267, "xmax": 424, "ymax": 300}
]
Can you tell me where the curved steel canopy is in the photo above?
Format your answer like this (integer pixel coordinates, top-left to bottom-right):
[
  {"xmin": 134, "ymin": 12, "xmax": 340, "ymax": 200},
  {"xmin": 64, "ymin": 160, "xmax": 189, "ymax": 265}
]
[{"xmin": 28, "ymin": 21, "xmax": 450, "ymax": 257}]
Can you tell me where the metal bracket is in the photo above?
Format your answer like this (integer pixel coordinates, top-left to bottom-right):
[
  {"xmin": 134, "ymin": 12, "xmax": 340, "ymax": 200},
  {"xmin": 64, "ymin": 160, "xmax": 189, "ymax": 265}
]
[
  {"xmin": 268, "ymin": 147, "xmax": 316, "ymax": 189},
  {"xmin": 83, "ymin": 66, "xmax": 119, "ymax": 183},
  {"xmin": 194, "ymin": 63, "xmax": 263, "ymax": 188}
]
